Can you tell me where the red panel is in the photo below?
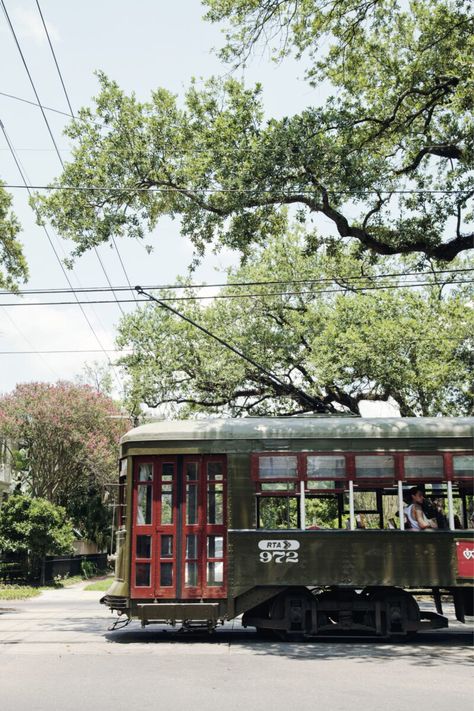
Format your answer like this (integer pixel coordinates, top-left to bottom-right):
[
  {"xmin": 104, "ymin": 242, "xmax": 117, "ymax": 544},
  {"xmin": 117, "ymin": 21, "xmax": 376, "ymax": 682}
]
[
  {"xmin": 130, "ymin": 456, "xmax": 178, "ymax": 599},
  {"xmin": 455, "ymin": 539, "xmax": 474, "ymax": 579},
  {"xmin": 181, "ymin": 455, "xmax": 227, "ymax": 600}
]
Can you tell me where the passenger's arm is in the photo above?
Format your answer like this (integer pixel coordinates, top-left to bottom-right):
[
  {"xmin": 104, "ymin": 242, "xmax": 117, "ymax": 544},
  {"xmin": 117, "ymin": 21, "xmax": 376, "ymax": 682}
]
[{"xmin": 414, "ymin": 505, "xmax": 431, "ymax": 529}]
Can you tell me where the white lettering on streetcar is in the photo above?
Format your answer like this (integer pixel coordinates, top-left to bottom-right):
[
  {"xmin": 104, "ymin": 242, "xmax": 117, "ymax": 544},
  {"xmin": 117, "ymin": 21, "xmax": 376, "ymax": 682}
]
[{"xmin": 258, "ymin": 539, "xmax": 300, "ymax": 551}]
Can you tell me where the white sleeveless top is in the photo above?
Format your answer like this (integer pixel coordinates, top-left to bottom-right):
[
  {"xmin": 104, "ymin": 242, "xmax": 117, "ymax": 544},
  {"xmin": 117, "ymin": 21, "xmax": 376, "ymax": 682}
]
[{"xmin": 406, "ymin": 504, "xmax": 428, "ymax": 530}]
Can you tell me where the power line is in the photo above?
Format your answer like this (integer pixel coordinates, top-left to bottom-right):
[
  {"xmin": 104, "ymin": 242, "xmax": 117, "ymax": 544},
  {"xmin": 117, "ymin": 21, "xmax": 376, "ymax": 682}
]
[
  {"xmin": 0, "ymin": 90, "xmax": 73, "ymax": 118},
  {"xmin": 0, "ymin": 349, "xmax": 131, "ymax": 354},
  {"xmin": 136, "ymin": 286, "xmax": 326, "ymax": 412},
  {"xmin": 1, "ymin": 0, "xmax": 64, "ymax": 168},
  {"xmin": 1, "ymin": 2, "xmax": 129, "ymax": 377},
  {"xmin": 35, "ymin": 0, "xmax": 74, "ymax": 117},
  {"xmin": 1, "ymin": 268, "xmax": 472, "ymax": 296},
  {"xmin": 33, "ymin": 0, "xmax": 129, "ymax": 316},
  {"xmin": 2, "ymin": 184, "xmax": 471, "ymax": 196},
  {"xmin": 0, "ymin": 119, "xmax": 124, "ymax": 392},
  {"xmin": 0, "ymin": 279, "xmax": 472, "ymax": 307}
]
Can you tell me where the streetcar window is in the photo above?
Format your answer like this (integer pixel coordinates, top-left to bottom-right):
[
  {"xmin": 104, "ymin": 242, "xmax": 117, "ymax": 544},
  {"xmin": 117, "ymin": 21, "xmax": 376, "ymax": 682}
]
[
  {"xmin": 138, "ymin": 463, "xmax": 153, "ymax": 481},
  {"xmin": 135, "ymin": 563, "xmax": 151, "ymax": 587},
  {"xmin": 207, "ymin": 482, "xmax": 223, "ymax": 524},
  {"xmin": 136, "ymin": 484, "xmax": 152, "ymax": 525},
  {"xmin": 258, "ymin": 496, "xmax": 298, "ymax": 529},
  {"xmin": 186, "ymin": 479, "xmax": 198, "ymax": 524},
  {"xmin": 207, "ymin": 535, "xmax": 224, "ymax": 558},
  {"xmin": 307, "ymin": 455, "xmax": 346, "ymax": 478},
  {"xmin": 207, "ymin": 562, "xmax": 224, "ymax": 586},
  {"xmin": 136, "ymin": 535, "xmax": 151, "ymax": 558},
  {"xmin": 305, "ymin": 496, "xmax": 339, "ymax": 528},
  {"xmin": 261, "ymin": 482, "xmax": 296, "ymax": 492},
  {"xmin": 161, "ymin": 464, "xmax": 174, "ymax": 525},
  {"xmin": 160, "ymin": 562, "xmax": 173, "ymax": 587},
  {"xmin": 207, "ymin": 461, "xmax": 224, "ymax": 480},
  {"xmin": 307, "ymin": 480, "xmax": 344, "ymax": 491},
  {"xmin": 453, "ymin": 455, "xmax": 474, "ymax": 480},
  {"xmin": 186, "ymin": 462, "xmax": 198, "ymax": 480},
  {"xmin": 404, "ymin": 455, "xmax": 443, "ymax": 479},
  {"xmin": 160, "ymin": 535, "xmax": 173, "ymax": 558},
  {"xmin": 185, "ymin": 562, "xmax": 198, "ymax": 587},
  {"xmin": 355, "ymin": 455, "xmax": 394, "ymax": 479},
  {"xmin": 185, "ymin": 534, "xmax": 198, "ymax": 588},
  {"xmin": 118, "ymin": 467, "xmax": 127, "ymax": 528},
  {"xmin": 258, "ymin": 455, "xmax": 298, "ymax": 479}
]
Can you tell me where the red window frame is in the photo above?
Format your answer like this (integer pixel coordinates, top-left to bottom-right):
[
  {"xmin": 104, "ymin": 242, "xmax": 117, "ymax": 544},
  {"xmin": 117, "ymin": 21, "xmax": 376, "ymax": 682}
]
[
  {"xmin": 180, "ymin": 455, "xmax": 227, "ymax": 600},
  {"xmin": 251, "ymin": 450, "xmax": 474, "ymax": 491},
  {"xmin": 130, "ymin": 456, "xmax": 178, "ymax": 599},
  {"xmin": 449, "ymin": 452, "xmax": 474, "ymax": 482}
]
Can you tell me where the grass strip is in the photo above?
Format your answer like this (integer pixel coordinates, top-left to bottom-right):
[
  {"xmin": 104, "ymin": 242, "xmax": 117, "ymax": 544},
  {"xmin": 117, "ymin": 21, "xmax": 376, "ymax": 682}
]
[
  {"xmin": 83, "ymin": 578, "xmax": 113, "ymax": 591},
  {"xmin": 0, "ymin": 585, "xmax": 42, "ymax": 600}
]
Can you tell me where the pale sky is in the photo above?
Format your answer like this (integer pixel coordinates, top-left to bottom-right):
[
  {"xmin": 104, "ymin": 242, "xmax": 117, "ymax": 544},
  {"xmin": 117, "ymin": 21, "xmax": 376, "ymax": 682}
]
[{"xmin": 0, "ymin": 1, "xmax": 398, "ymax": 416}]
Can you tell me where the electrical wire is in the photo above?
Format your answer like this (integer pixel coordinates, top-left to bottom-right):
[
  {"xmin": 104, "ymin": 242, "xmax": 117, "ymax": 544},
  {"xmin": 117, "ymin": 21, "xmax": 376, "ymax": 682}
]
[
  {"xmin": 1, "ymin": 0, "xmax": 64, "ymax": 168},
  {"xmin": 1, "ymin": 2, "xmax": 129, "ymax": 385},
  {"xmin": 0, "ymin": 90, "xmax": 73, "ymax": 118},
  {"xmin": 0, "ymin": 279, "xmax": 472, "ymax": 307},
  {"xmin": 0, "ymin": 267, "xmax": 472, "ymax": 296},
  {"xmin": 0, "ymin": 349, "xmax": 131, "ymax": 354},
  {"xmin": 0, "ymin": 119, "xmax": 124, "ymax": 392},
  {"xmin": 35, "ymin": 0, "xmax": 74, "ymax": 117},
  {"xmin": 136, "ymin": 286, "xmax": 326, "ymax": 412},
  {"xmin": 33, "ymin": 0, "xmax": 130, "ymax": 315}
]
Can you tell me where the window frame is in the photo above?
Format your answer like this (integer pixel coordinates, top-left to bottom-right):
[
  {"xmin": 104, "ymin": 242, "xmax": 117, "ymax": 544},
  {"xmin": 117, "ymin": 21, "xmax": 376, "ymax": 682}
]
[{"xmin": 251, "ymin": 449, "xmax": 474, "ymax": 492}]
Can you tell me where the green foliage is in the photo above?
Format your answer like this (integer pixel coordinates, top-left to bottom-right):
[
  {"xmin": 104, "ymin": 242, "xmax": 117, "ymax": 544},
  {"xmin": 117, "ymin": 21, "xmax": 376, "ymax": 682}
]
[
  {"xmin": 35, "ymin": 1, "xmax": 473, "ymax": 262},
  {"xmin": 80, "ymin": 560, "xmax": 97, "ymax": 579},
  {"xmin": 0, "ymin": 495, "xmax": 74, "ymax": 579},
  {"xmin": 0, "ymin": 182, "xmax": 28, "ymax": 290},
  {"xmin": 0, "ymin": 382, "xmax": 130, "ymax": 545},
  {"xmin": 116, "ymin": 234, "xmax": 473, "ymax": 416}
]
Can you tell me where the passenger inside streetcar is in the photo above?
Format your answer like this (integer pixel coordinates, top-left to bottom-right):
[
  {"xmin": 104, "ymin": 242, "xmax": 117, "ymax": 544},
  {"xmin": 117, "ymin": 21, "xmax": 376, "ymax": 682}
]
[{"xmin": 405, "ymin": 486, "xmax": 438, "ymax": 530}]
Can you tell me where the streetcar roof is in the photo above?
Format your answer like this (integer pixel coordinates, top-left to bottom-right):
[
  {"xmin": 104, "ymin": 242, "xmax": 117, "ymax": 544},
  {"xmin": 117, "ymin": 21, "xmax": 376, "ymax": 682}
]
[{"xmin": 121, "ymin": 417, "xmax": 474, "ymax": 444}]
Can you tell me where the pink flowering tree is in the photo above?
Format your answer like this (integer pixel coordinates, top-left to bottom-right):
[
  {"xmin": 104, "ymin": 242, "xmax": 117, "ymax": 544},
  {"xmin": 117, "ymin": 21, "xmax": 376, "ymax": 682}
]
[{"xmin": 0, "ymin": 382, "xmax": 130, "ymax": 546}]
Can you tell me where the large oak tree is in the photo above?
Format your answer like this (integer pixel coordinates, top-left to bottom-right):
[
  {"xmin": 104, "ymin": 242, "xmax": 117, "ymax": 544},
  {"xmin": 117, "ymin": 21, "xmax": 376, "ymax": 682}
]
[
  {"xmin": 35, "ymin": 1, "xmax": 473, "ymax": 263},
  {"xmin": 117, "ymin": 236, "xmax": 474, "ymax": 417}
]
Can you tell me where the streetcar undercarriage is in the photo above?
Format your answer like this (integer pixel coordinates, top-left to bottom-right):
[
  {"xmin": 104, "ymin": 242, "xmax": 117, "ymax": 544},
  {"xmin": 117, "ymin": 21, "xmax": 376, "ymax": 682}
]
[{"xmin": 101, "ymin": 584, "xmax": 471, "ymax": 639}]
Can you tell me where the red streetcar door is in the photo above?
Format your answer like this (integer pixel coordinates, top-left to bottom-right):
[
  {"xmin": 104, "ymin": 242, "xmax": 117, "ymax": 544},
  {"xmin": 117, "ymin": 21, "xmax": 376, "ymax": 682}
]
[
  {"xmin": 181, "ymin": 456, "xmax": 227, "ymax": 599},
  {"xmin": 131, "ymin": 457, "xmax": 177, "ymax": 599}
]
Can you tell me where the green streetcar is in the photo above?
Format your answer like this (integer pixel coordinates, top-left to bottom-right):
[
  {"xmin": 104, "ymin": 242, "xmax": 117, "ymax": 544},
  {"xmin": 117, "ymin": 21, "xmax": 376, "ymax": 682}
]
[{"xmin": 102, "ymin": 417, "xmax": 474, "ymax": 638}]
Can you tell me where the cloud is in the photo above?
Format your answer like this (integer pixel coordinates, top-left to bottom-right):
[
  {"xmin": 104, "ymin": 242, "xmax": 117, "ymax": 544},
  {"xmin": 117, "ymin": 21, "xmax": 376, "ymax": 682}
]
[{"xmin": 13, "ymin": 6, "xmax": 60, "ymax": 45}]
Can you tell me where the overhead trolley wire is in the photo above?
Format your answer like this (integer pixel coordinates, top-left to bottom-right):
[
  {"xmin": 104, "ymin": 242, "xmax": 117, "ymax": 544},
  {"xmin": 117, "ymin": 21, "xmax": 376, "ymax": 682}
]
[{"xmin": 136, "ymin": 286, "xmax": 325, "ymax": 412}]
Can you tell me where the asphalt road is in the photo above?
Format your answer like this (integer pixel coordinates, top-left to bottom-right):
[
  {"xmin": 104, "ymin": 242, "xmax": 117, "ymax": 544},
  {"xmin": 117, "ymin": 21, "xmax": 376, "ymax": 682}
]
[{"xmin": 0, "ymin": 583, "xmax": 472, "ymax": 711}]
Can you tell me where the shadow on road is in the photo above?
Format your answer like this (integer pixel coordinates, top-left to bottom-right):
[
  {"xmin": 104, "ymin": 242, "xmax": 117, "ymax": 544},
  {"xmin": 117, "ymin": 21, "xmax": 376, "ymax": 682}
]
[{"xmin": 105, "ymin": 624, "xmax": 474, "ymax": 667}]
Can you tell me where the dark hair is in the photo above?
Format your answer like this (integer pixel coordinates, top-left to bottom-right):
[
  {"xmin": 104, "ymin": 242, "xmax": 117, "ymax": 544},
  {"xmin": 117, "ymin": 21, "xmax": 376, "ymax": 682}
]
[{"xmin": 409, "ymin": 486, "xmax": 424, "ymax": 497}]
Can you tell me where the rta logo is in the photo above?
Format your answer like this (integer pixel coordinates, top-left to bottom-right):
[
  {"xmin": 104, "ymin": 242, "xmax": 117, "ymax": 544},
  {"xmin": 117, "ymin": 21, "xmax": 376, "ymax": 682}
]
[{"xmin": 463, "ymin": 548, "xmax": 474, "ymax": 560}]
